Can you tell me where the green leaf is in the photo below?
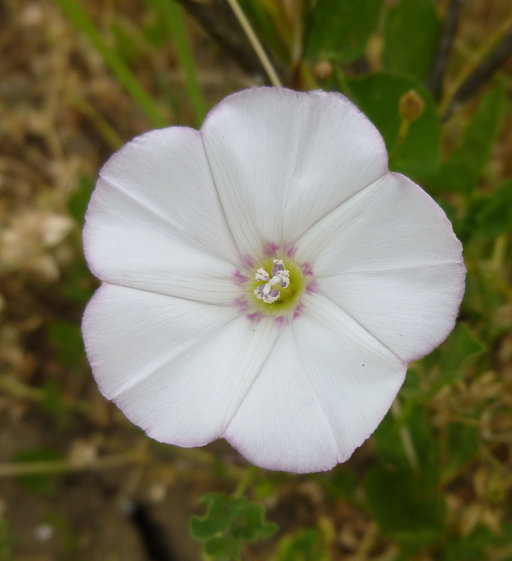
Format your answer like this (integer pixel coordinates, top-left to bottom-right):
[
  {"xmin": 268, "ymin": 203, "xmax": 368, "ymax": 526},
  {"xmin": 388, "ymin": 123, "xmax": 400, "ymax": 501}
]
[
  {"xmin": 232, "ymin": 502, "xmax": 277, "ymax": 541},
  {"xmin": 191, "ymin": 492, "xmax": 277, "ymax": 560},
  {"xmin": 439, "ymin": 323, "xmax": 485, "ymax": 373},
  {"xmin": 68, "ymin": 174, "xmax": 94, "ymax": 226},
  {"xmin": 373, "ymin": 403, "xmax": 439, "ymax": 481},
  {"xmin": 47, "ymin": 321, "xmax": 84, "ymax": 369},
  {"xmin": 273, "ymin": 528, "xmax": 331, "ymax": 561},
  {"xmin": 204, "ymin": 536, "xmax": 241, "ymax": 561},
  {"xmin": 419, "ymin": 323, "xmax": 486, "ymax": 394},
  {"xmin": 319, "ymin": 468, "xmax": 356, "ymax": 500},
  {"xmin": 348, "ymin": 73, "xmax": 441, "ymax": 178},
  {"xmin": 443, "ymin": 422, "xmax": 480, "ymax": 480},
  {"xmin": 306, "ymin": 0, "xmax": 384, "ymax": 63},
  {"xmin": 364, "ymin": 463, "xmax": 444, "ymax": 546},
  {"xmin": 430, "ymin": 87, "xmax": 509, "ymax": 195},
  {"xmin": 475, "ymin": 180, "xmax": 512, "ymax": 238},
  {"xmin": 190, "ymin": 493, "xmax": 235, "ymax": 540},
  {"xmin": 382, "ymin": 0, "xmax": 441, "ymax": 81},
  {"xmin": 438, "ymin": 524, "xmax": 512, "ymax": 561}
]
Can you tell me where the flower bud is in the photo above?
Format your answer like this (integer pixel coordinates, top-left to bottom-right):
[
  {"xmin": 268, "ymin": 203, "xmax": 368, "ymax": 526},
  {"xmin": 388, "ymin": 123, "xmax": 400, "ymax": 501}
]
[
  {"xmin": 399, "ymin": 90, "xmax": 425, "ymax": 123},
  {"xmin": 314, "ymin": 61, "xmax": 333, "ymax": 80}
]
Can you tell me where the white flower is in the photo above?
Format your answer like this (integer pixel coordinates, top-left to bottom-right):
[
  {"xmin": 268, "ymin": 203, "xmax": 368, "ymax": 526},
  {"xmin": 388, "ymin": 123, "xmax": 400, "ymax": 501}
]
[{"xmin": 82, "ymin": 87, "xmax": 465, "ymax": 473}]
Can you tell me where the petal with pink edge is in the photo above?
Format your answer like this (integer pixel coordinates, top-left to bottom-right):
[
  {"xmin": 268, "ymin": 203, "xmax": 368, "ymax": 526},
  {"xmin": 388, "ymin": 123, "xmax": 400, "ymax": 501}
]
[
  {"xmin": 201, "ymin": 87, "xmax": 388, "ymax": 256},
  {"xmin": 83, "ymin": 127, "xmax": 238, "ymax": 303},
  {"xmin": 224, "ymin": 293, "xmax": 405, "ymax": 472}
]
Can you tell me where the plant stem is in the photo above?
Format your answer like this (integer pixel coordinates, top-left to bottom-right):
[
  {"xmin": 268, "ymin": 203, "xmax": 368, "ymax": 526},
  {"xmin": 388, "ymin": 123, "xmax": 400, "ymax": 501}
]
[
  {"xmin": 428, "ymin": 0, "xmax": 467, "ymax": 100},
  {"xmin": 0, "ymin": 449, "xmax": 146, "ymax": 477},
  {"xmin": 440, "ymin": 15, "xmax": 512, "ymax": 119},
  {"xmin": 226, "ymin": 0, "xmax": 283, "ymax": 87},
  {"xmin": 0, "ymin": 374, "xmax": 91, "ymax": 416}
]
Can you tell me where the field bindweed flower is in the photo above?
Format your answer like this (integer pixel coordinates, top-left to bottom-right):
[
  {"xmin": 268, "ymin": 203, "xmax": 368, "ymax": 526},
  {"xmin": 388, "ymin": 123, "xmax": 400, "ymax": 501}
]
[{"xmin": 82, "ymin": 88, "xmax": 465, "ymax": 473}]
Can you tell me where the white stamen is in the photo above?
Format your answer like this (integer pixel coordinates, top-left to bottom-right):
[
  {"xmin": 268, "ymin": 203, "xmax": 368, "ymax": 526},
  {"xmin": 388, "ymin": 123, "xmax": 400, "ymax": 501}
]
[
  {"xmin": 279, "ymin": 276, "xmax": 290, "ymax": 288},
  {"xmin": 254, "ymin": 259, "xmax": 290, "ymax": 304},
  {"xmin": 255, "ymin": 268, "xmax": 269, "ymax": 281}
]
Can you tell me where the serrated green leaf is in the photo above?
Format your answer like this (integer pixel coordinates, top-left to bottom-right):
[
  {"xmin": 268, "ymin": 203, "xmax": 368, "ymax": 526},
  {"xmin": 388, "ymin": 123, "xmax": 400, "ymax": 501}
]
[
  {"xmin": 431, "ymin": 87, "xmax": 509, "ymax": 195},
  {"xmin": 190, "ymin": 493, "xmax": 234, "ymax": 540},
  {"xmin": 348, "ymin": 73, "xmax": 441, "ymax": 178},
  {"xmin": 232, "ymin": 502, "xmax": 277, "ymax": 541},
  {"xmin": 204, "ymin": 536, "xmax": 241, "ymax": 561},
  {"xmin": 382, "ymin": 0, "xmax": 441, "ymax": 81},
  {"xmin": 191, "ymin": 492, "xmax": 277, "ymax": 559},
  {"xmin": 306, "ymin": 0, "xmax": 384, "ymax": 63}
]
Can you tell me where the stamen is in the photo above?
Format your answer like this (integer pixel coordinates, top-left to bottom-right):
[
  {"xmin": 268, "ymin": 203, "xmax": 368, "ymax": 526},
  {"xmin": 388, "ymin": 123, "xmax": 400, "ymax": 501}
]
[
  {"xmin": 253, "ymin": 259, "xmax": 290, "ymax": 304},
  {"xmin": 271, "ymin": 260, "xmax": 285, "ymax": 275},
  {"xmin": 255, "ymin": 268, "xmax": 270, "ymax": 281}
]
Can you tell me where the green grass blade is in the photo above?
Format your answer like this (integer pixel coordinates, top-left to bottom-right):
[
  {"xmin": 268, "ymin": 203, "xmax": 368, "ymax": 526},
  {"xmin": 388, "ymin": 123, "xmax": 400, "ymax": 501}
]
[
  {"xmin": 157, "ymin": 0, "xmax": 208, "ymax": 125},
  {"xmin": 54, "ymin": 0, "xmax": 167, "ymax": 127}
]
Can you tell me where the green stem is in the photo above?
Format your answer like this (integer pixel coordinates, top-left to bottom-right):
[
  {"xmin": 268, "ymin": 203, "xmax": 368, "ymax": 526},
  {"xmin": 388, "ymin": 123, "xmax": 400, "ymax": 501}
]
[
  {"xmin": 392, "ymin": 400, "xmax": 420, "ymax": 473},
  {"xmin": 233, "ymin": 465, "xmax": 257, "ymax": 497}
]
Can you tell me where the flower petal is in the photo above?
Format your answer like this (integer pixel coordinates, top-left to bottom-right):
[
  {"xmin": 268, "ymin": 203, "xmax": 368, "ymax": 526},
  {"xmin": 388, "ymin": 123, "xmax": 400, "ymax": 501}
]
[
  {"xmin": 295, "ymin": 294, "xmax": 406, "ymax": 461},
  {"xmin": 318, "ymin": 264, "xmax": 466, "ymax": 362},
  {"xmin": 84, "ymin": 283, "xmax": 281, "ymax": 447},
  {"xmin": 82, "ymin": 284, "xmax": 239, "ymax": 400},
  {"xmin": 225, "ymin": 293, "xmax": 406, "ymax": 473},
  {"xmin": 83, "ymin": 127, "xmax": 239, "ymax": 303},
  {"xmin": 201, "ymin": 87, "xmax": 388, "ymax": 256},
  {"xmin": 224, "ymin": 326, "xmax": 339, "ymax": 473},
  {"xmin": 298, "ymin": 172, "xmax": 465, "ymax": 362},
  {"xmin": 297, "ymin": 172, "xmax": 464, "ymax": 272}
]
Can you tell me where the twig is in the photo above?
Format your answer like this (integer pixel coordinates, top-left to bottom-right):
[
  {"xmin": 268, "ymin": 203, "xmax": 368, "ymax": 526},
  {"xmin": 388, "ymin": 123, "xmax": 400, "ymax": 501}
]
[
  {"xmin": 443, "ymin": 31, "xmax": 512, "ymax": 119},
  {"xmin": 427, "ymin": 0, "xmax": 467, "ymax": 100},
  {"xmin": 174, "ymin": 0, "xmax": 275, "ymax": 79},
  {"xmin": 0, "ymin": 449, "xmax": 146, "ymax": 478},
  {"xmin": 226, "ymin": 0, "xmax": 282, "ymax": 87},
  {"xmin": 0, "ymin": 374, "xmax": 91, "ymax": 417},
  {"xmin": 440, "ymin": 15, "xmax": 512, "ymax": 119}
]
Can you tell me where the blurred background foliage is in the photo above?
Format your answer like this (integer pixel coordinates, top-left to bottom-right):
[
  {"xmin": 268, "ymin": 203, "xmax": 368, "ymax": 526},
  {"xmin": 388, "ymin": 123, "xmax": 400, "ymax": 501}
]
[{"xmin": 0, "ymin": 0, "xmax": 511, "ymax": 560}]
